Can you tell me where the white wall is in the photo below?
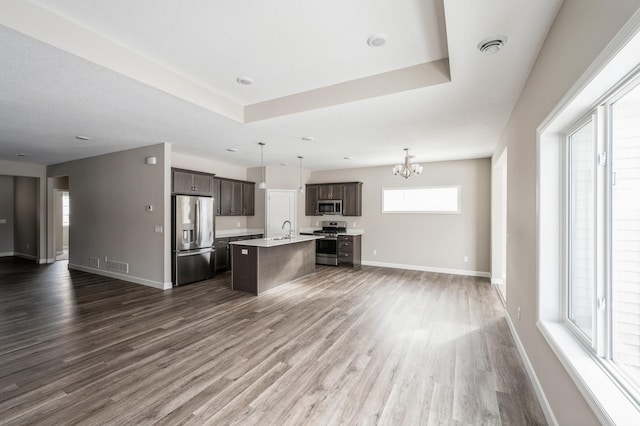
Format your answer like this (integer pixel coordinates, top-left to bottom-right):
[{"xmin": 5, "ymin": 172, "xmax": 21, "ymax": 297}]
[
  {"xmin": 309, "ymin": 158, "xmax": 491, "ymax": 275},
  {"xmin": 0, "ymin": 176, "xmax": 15, "ymax": 255},
  {"xmin": 492, "ymin": 0, "xmax": 640, "ymax": 424},
  {"xmin": 48, "ymin": 143, "xmax": 170, "ymax": 288}
]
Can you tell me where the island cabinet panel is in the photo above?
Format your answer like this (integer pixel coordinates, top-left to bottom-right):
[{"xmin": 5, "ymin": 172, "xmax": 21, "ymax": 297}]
[
  {"xmin": 172, "ymin": 169, "xmax": 214, "ymax": 196},
  {"xmin": 338, "ymin": 234, "xmax": 361, "ymax": 268},
  {"xmin": 231, "ymin": 240, "xmax": 316, "ymax": 295},
  {"xmin": 230, "ymin": 245, "xmax": 258, "ymax": 293},
  {"xmin": 342, "ymin": 182, "xmax": 363, "ymax": 216},
  {"xmin": 305, "ymin": 185, "xmax": 319, "ymax": 216}
]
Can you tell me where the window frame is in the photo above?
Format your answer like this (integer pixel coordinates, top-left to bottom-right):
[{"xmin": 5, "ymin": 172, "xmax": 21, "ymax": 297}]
[
  {"xmin": 380, "ymin": 185, "xmax": 461, "ymax": 214},
  {"xmin": 536, "ymin": 12, "xmax": 640, "ymax": 423}
]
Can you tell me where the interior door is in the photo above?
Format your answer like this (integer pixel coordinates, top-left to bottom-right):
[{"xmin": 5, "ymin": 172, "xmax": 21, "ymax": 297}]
[{"xmin": 266, "ymin": 189, "xmax": 297, "ymax": 238}]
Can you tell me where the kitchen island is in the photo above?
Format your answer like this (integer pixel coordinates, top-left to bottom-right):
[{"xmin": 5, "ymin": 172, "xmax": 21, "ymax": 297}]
[{"xmin": 229, "ymin": 235, "xmax": 324, "ymax": 295}]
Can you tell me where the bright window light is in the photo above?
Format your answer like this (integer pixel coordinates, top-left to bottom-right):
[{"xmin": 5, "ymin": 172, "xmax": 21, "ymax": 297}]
[{"xmin": 382, "ymin": 186, "xmax": 460, "ymax": 213}]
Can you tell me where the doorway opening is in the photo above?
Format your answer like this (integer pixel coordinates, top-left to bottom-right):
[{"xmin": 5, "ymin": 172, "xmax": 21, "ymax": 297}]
[
  {"xmin": 54, "ymin": 190, "xmax": 69, "ymax": 261},
  {"xmin": 492, "ymin": 149, "xmax": 508, "ymax": 303},
  {"xmin": 266, "ymin": 189, "xmax": 297, "ymax": 238}
]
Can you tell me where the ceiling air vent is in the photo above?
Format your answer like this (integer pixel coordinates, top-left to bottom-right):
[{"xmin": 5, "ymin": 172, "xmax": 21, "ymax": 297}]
[{"xmin": 478, "ymin": 36, "xmax": 507, "ymax": 55}]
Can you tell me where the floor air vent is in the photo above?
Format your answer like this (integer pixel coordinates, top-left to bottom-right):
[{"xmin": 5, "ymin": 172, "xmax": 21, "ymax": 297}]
[{"xmin": 107, "ymin": 259, "xmax": 129, "ymax": 274}]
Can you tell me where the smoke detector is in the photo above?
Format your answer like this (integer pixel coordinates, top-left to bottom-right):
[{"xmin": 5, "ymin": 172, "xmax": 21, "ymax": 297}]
[{"xmin": 478, "ymin": 36, "xmax": 507, "ymax": 54}]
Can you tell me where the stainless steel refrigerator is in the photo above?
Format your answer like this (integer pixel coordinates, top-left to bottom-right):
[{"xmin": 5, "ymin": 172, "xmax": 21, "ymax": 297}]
[{"xmin": 172, "ymin": 195, "xmax": 215, "ymax": 286}]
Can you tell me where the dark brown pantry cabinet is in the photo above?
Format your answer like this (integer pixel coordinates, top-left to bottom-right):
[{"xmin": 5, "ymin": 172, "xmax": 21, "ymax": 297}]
[{"xmin": 172, "ymin": 169, "xmax": 214, "ymax": 196}]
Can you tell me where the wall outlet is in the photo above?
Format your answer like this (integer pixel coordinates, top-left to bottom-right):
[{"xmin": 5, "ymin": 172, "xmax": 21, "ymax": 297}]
[
  {"xmin": 26, "ymin": 243, "xmax": 30, "ymax": 249},
  {"xmin": 353, "ymin": 222, "xmax": 356, "ymax": 228},
  {"xmin": 236, "ymin": 222, "xmax": 240, "ymax": 227},
  {"xmin": 315, "ymin": 221, "xmax": 319, "ymax": 226},
  {"xmin": 463, "ymin": 256, "xmax": 469, "ymax": 262},
  {"xmin": 154, "ymin": 225, "xmax": 163, "ymax": 233},
  {"xmin": 373, "ymin": 249, "xmax": 377, "ymax": 256},
  {"xmin": 517, "ymin": 306, "xmax": 521, "ymax": 321}
]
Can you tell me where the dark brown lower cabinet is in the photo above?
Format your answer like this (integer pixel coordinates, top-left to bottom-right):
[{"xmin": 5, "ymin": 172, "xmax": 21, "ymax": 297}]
[
  {"xmin": 338, "ymin": 234, "xmax": 361, "ymax": 268},
  {"xmin": 215, "ymin": 234, "xmax": 263, "ymax": 272}
]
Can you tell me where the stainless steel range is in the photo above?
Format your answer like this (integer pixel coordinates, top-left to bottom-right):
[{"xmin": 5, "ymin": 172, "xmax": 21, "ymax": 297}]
[{"xmin": 313, "ymin": 221, "xmax": 347, "ymax": 266}]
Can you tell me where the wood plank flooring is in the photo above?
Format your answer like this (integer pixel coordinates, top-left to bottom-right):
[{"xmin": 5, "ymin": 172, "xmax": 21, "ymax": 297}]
[{"xmin": 0, "ymin": 257, "xmax": 546, "ymax": 425}]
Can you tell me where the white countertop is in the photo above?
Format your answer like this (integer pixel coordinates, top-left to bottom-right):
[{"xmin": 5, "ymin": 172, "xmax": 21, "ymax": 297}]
[
  {"xmin": 228, "ymin": 234, "xmax": 324, "ymax": 248},
  {"xmin": 216, "ymin": 228, "xmax": 264, "ymax": 238},
  {"xmin": 299, "ymin": 228, "xmax": 364, "ymax": 236}
]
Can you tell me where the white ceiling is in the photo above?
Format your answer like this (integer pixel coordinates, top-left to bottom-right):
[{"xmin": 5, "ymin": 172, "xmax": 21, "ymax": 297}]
[{"xmin": 0, "ymin": 0, "xmax": 563, "ymax": 170}]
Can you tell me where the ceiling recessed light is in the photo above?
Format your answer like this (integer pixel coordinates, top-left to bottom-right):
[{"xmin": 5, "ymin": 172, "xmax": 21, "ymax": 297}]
[
  {"xmin": 280, "ymin": 163, "xmax": 289, "ymax": 166},
  {"xmin": 367, "ymin": 34, "xmax": 387, "ymax": 48},
  {"xmin": 344, "ymin": 156, "xmax": 352, "ymax": 160},
  {"xmin": 226, "ymin": 148, "xmax": 238, "ymax": 152},
  {"xmin": 75, "ymin": 135, "xmax": 91, "ymax": 141},
  {"xmin": 236, "ymin": 76, "xmax": 253, "ymax": 85},
  {"xmin": 478, "ymin": 36, "xmax": 507, "ymax": 54},
  {"xmin": 301, "ymin": 136, "xmax": 314, "ymax": 142},
  {"xmin": 15, "ymin": 153, "xmax": 26, "ymax": 157}
]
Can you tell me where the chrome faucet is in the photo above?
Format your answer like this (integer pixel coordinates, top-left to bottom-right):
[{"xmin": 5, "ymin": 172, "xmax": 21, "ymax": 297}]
[{"xmin": 282, "ymin": 220, "xmax": 293, "ymax": 239}]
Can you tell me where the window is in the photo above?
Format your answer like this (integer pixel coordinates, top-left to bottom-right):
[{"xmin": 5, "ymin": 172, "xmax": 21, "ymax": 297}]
[
  {"xmin": 564, "ymin": 78, "xmax": 640, "ymax": 403},
  {"xmin": 537, "ymin": 16, "xmax": 640, "ymax": 423},
  {"xmin": 382, "ymin": 186, "xmax": 460, "ymax": 213}
]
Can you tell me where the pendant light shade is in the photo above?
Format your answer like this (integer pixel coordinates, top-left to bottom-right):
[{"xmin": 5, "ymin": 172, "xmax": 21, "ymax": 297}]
[
  {"xmin": 258, "ymin": 142, "xmax": 266, "ymax": 189},
  {"xmin": 298, "ymin": 156, "xmax": 304, "ymax": 193}
]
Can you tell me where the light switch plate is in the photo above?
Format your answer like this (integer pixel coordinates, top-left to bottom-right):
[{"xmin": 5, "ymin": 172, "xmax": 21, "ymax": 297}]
[
  {"xmin": 154, "ymin": 225, "xmax": 163, "ymax": 233},
  {"xmin": 241, "ymin": 249, "xmax": 248, "ymax": 255},
  {"xmin": 0, "ymin": 219, "xmax": 6, "ymax": 224}
]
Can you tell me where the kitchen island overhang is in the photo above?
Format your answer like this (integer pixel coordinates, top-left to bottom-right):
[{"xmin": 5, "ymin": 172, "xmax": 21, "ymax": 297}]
[{"xmin": 229, "ymin": 235, "xmax": 325, "ymax": 295}]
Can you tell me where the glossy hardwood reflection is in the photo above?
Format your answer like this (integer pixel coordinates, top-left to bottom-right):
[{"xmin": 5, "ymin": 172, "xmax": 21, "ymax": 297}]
[{"xmin": 0, "ymin": 257, "xmax": 546, "ymax": 425}]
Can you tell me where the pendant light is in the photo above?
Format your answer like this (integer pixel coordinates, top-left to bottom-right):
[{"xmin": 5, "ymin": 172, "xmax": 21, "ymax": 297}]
[
  {"xmin": 392, "ymin": 148, "xmax": 423, "ymax": 179},
  {"xmin": 298, "ymin": 156, "xmax": 305, "ymax": 193},
  {"xmin": 258, "ymin": 142, "xmax": 266, "ymax": 189}
]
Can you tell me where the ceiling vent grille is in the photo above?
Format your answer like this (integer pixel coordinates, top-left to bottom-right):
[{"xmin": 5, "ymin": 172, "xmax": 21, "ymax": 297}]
[{"xmin": 478, "ymin": 37, "xmax": 507, "ymax": 54}]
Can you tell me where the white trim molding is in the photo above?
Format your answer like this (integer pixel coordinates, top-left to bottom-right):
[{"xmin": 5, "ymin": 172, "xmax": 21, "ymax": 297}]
[
  {"xmin": 505, "ymin": 314, "xmax": 558, "ymax": 426},
  {"xmin": 362, "ymin": 260, "xmax": 490, "ymax": 278},
  {"xmin": 69, "ymin": 263, "xmax": 171, "ymax": 290}
]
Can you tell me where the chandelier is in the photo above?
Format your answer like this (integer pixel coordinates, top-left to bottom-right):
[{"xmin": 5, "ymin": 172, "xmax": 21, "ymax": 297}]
[{"xmin": 392, "ymin": 148, "xmax": 422, "ymax": 179}]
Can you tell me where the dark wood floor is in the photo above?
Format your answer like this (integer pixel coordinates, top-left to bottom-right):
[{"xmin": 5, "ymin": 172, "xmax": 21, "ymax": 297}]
[{"xmin": 0, "ymin": 257, "xmax": 546, "ymax": 425}]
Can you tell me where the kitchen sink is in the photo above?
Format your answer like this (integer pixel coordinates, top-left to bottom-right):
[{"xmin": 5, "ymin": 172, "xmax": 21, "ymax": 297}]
[{"xmin": 269, "ymin": 236, "xmax": 291, "ymax": 240}]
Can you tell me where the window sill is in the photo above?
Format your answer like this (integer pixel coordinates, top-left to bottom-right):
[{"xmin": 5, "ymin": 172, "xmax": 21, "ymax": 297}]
[{"xmin": 538, "ymin": 320, "xmax": 640, "ymax": 425}]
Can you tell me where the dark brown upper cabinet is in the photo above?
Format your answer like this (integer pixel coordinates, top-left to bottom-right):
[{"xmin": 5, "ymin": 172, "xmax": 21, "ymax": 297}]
[
  {"xmin": 305, "ymin": 182, "xmax": 362, "ymax": 216},
  {"xmin": 216, "ymin": 177, "xmax": 255, "ymax": 216},
  {"xmin": 172, "ymin": 169, "xmax": 214, "ymax": 197}
]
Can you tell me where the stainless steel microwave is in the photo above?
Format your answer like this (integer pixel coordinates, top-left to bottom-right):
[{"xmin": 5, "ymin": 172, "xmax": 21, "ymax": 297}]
[{"xmin": 317, "ymin": 199, "xmax": 342, "ymax": 215}]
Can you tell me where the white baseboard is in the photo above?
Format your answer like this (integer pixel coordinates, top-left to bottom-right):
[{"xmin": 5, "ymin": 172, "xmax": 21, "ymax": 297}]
[
  {"xmin": 0, "ymin": 251, "xmax": 15, "ymax": 257},
  {"xmin": 14, "ymin": 252, "xmax": 36, "ymax": 261},
  {"xmin": 68, "ymin": 263, "xmax": 171, "ymax": 290},
  {"xmin": 39, "ymin": 258, "xmax": 54, "ymax": 264},
  {"xmin": 491, "ymin": 278, "xmax": 504, "ymax": 285},
  {"xmin": 505, "ymin": 313, "xmax": 558, "ymax": 426},
  {"xmin": 361, "ymin": 260, "xmax": 490, "ymax": 278}
]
